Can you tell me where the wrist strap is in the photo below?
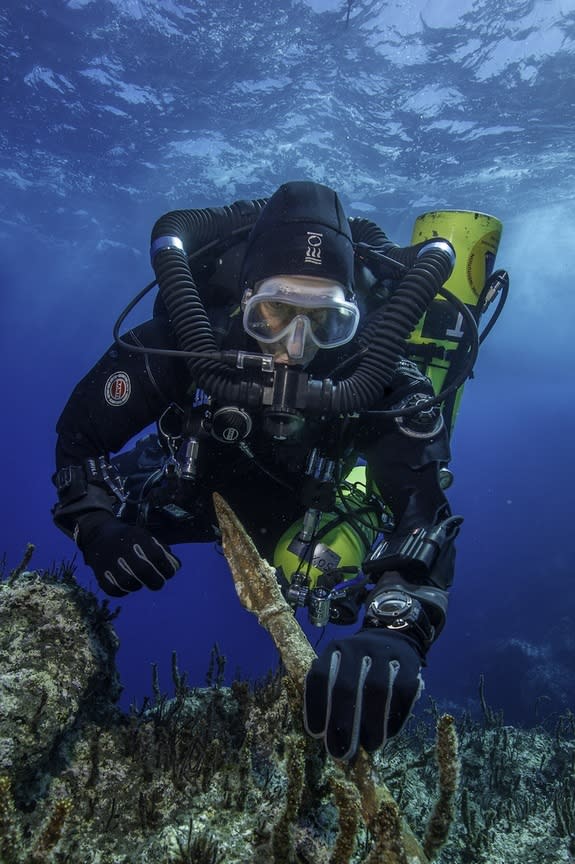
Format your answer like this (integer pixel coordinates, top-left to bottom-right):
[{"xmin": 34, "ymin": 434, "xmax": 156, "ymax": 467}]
[{"xmin": 54, "ymin": 457, "xmax": 126, "ymax": 507}]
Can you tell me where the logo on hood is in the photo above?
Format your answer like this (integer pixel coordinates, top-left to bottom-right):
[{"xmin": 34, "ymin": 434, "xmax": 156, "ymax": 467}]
[{"xmin": 304, "ymin": 231, "xmax": 323, "ymax": 266}]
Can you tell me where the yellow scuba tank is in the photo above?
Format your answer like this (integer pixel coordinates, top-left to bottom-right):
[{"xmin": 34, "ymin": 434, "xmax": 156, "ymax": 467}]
[
  {"xmin": 408, "ymin": 210, "xmax": 503, "ymax": 434},
  {"xmin": 273, "ymin": 465, "xmax": 380, "ymax": 592}
]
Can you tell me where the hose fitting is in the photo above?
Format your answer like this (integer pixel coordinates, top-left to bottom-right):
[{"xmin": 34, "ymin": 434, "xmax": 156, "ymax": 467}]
[
  {"xmin": 150, "ymin": 235, "xmax": 185, "ymax": 261},
  {"xmin": 417, "ymin": 239, "xmax": 456, "ymax": 268}
]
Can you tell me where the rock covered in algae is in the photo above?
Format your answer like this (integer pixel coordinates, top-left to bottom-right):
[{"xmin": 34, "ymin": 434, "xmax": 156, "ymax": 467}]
[
  {"xmin": 1, "ymin": 558, "xmax": 575, "ymax": 864},
  {"xmin": 0, "ymin": 566, "xmax": 121, "ymax": 800}
]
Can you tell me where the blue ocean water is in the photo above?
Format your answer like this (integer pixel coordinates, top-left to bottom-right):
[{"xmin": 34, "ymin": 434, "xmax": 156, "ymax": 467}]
[{"xmin": 1, "ymin": 0, "xmax": 574, "ymax": 723}]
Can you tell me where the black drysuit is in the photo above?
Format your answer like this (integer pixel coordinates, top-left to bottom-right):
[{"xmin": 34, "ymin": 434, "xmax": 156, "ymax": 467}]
[{"xmin": 53, "ymin": 247, "xmax": 455, "ymax": 629}]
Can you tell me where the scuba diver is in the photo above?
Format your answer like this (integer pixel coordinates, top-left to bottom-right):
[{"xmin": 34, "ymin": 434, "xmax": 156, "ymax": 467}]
[{"xmin": 52, "ymin": 180, "xmax": 508, "ymax": 761}]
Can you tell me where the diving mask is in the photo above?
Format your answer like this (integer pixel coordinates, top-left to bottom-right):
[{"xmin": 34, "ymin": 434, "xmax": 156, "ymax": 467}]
[{"xmin": 242, "ymin": 276, "xmax": 360, "ymax": 360}]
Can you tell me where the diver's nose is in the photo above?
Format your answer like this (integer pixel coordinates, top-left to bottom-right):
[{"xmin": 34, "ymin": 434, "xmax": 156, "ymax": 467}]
[{"xmin": 285, "ymin": 316, "xmax": 308, "ymax": 360}]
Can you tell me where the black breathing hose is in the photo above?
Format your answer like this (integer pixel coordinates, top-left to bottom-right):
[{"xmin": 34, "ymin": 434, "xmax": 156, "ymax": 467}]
[
  {"xmin": 151, "ymin": 200, "xmax": 267, "ymax": 381},
  {"xmin": 330, "ymin": 243, "xmax": 454, "ymax": 413},
  {"xmin": 350, "ymin": 217, "xmax": 398, "ymax": 255}
]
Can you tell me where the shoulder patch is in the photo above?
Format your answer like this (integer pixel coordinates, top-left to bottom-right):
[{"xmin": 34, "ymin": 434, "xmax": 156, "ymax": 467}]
[{"xmin": 104, "ymin": 372, "xmax": 131, "ymax": 407}]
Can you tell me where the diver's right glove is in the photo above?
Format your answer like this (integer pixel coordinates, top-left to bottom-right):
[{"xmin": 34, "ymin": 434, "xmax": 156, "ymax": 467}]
[
  {"xmin": 76, "ymin": 511, "xmax": 181, "ymax": 597},
  {"xmin": 303, "ymin": 628, "xmax": 424, "ymax": 760}
]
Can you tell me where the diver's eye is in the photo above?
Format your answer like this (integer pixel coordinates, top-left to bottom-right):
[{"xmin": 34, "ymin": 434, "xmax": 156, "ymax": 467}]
[
  {"xmin": 260, "ymin": 301, "xmax": 293, "ymax": 323},
  {"xmin": 308, "ymin": 308, "xmax": 327, "ymax": 323}
]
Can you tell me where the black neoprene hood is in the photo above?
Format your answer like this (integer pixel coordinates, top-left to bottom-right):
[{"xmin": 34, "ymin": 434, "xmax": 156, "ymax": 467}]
[{"xmin": 240, "ymin": 180, "xmax": 355, "ymax": 292}]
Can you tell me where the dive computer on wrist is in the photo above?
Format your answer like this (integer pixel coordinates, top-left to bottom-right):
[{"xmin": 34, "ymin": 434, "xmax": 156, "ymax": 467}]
[{"xmin": 365, "ymin": 590, "xmax": 435, "ymax": 645}]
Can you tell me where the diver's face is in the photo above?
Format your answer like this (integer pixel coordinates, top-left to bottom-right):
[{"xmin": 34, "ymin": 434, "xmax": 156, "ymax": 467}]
[
  {"xmin": 256, "ymin": 302, "xmax": 326, "ymax": 365},
  {"xmin": 242, "ymin": 275, "xmax": 360, "ymax": 366}
]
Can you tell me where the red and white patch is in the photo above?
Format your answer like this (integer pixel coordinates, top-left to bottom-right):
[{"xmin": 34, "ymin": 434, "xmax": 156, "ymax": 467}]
[{"xmin": 104, "ymin": 372, "xmax": 131, "ymax": 406}]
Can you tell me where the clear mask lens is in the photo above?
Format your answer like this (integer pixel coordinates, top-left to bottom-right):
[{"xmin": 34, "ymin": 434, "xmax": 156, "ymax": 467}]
[{"xmin": 243, "ymin": 277, "xmax": 359, "ymax": 349}]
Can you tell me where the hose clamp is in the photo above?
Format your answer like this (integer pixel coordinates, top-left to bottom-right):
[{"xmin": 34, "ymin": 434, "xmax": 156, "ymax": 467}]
[
  {"xmin": 150, "ymin": 235, "xmax": 185, "ymax": 263},
  {"xmin": 416, "ymin": 239, "xmax": 456, "ymax": 269}
]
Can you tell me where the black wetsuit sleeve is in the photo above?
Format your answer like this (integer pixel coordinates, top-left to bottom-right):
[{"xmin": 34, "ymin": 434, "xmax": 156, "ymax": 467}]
[
  {"xmin": 357, "ymin": 363, "xmax": 457, "ymax": 633},
  {"xmin": 55, "ymin": 316, "xmax": 189, "ymax": 468},
  {"xmin": 365, "ymin": 425, "xmax": 452, "ymax": 542},
  {"xmin": 359, "ymin": 362, "xmax": 452, "ymax": 531}
]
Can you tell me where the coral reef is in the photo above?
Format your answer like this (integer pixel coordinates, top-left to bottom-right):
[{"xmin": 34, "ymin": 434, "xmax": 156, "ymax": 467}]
[
  {"xmin": 423, "ymin": 714, "xmax": 459, "ymax": 859},
  {"xmin": 0, "ymin": 554, "xmax": 121, "ymax": 805},
  {"xmin": 0, "ymin": 775, "xmax": 74, "ymax": 864},
  {"xmin": 1, "ymin": 537, "xmax": 574, "ymax": 863}
]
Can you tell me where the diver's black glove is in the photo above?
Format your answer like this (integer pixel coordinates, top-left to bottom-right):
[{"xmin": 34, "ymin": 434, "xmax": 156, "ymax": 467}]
[
  {"xmin": 76, "ymin": 511, "xmax": 181, "ymax": 597},
  {"xmin": 303, "ymin": 628, "xmax": 424, "ymax": 760}
]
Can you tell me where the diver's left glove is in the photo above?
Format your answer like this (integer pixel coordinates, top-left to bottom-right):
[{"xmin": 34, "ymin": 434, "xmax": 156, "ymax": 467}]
[
  {"xmin": 303, "ymin": 628, "xmax": 424, "ymax": 760},
  {"xmin": 76, "ymin": 511, "xmax": 181, "ymax": 597}
]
